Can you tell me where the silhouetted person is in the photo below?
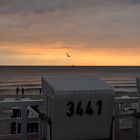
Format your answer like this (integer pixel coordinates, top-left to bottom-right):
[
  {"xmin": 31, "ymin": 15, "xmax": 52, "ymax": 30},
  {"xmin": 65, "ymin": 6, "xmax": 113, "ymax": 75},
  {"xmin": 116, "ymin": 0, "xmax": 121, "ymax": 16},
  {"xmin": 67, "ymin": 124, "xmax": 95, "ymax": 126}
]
[
  {"xmin": 39, "ymin": 88, "xmax": 42, "ymax": 95},
  {"xmin": 16, "ymin": 86, "xmax": 19, "ymax": 95},
  {"xmin": 21, "ymin": 87, "xmax": 25, "ymax": 98}
]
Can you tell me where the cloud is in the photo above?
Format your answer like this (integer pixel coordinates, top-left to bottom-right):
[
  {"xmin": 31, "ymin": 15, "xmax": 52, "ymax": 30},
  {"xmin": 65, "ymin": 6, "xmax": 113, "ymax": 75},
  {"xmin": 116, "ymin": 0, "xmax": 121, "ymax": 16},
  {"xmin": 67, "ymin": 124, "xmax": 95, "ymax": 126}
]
[
  {"xmin": 123, "ymin": 0, "xmax": 140, "ymax": 5},
  {"xmin": 0, "ymin": 0, "xmax": 140, "ymax": 15},
  {"xmin": 0, "ymin": 0, "xmax": 140, "ymax": 49},
  {"xmin": 0, "ymin": 0, "xmax": 13, "ymax": 5}
]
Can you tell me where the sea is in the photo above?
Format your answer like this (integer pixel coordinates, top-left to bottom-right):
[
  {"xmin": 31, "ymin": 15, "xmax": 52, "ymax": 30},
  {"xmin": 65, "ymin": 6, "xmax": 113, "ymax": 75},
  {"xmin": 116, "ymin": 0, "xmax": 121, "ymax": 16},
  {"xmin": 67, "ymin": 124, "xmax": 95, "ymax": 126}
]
[{"xmin": 0, "ymin": 66, "xmax": 140, "ymax": 96}]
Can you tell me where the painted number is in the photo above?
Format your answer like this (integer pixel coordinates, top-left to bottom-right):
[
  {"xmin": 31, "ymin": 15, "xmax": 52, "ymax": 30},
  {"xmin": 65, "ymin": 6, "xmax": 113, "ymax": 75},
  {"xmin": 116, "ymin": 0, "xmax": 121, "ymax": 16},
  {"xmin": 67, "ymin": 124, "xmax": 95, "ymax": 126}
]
[
  {"xmin": 66, "ymin": 100, "xmax": 103, "ymax": 117},
  {"xmin": 66, "ymin": 101, "xmax": 74, "ymax": 117},
  {"xmin": 76, "ymin": 101, "xmax": 84, "ymax": 116},
  {"xmin": 86, "ymin": 101, "xmax": 94, "ymax": 116},
  {"xmin": 97, "ymin": 100, "xmax": 103, "ymax": 115}
]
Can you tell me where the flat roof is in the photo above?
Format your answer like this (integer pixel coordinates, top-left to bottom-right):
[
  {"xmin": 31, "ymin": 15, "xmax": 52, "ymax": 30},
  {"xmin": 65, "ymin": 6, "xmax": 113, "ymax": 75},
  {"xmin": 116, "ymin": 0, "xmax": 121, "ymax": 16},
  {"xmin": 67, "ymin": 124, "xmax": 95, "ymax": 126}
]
[{"xmin": 43, "ymin": 76, "xmax": 113, "ymax": 92}]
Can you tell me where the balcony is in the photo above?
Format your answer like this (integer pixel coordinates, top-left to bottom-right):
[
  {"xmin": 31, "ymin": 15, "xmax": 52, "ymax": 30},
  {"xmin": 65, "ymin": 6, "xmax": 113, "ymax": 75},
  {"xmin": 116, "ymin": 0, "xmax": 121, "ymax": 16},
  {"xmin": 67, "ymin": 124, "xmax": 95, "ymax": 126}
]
[{"xmin": 0, "ymin": 96, "xmax": 139, "ymax": 140}]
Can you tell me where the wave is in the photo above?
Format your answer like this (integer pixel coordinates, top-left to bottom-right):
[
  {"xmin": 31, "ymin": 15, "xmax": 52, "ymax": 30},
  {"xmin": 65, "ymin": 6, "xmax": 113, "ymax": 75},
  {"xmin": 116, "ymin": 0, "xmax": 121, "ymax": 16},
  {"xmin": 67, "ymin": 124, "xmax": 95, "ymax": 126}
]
[{"xmin": 0, "ymin": 66, "xmax": 140, "ymax": 95}]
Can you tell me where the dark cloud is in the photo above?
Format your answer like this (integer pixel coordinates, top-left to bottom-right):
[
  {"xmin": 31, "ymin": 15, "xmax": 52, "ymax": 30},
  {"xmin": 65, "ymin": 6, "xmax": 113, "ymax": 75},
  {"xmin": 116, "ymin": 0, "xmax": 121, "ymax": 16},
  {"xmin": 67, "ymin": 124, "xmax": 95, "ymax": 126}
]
[
  {"xmin": 0, "ymin": 0, "xmax": 13, "ymax": 4},
  {"xmin": 0, "ymin": 0, "xmax": 140, "ymax": 48},
  {"xmin": 123, "ymin": 0, "xmax": 140, "ymax": 5},
  {"xmin": 0, "ymin": 0, "xmax": 140, "ymax": 15},
  {"xmin": 0, "ymin": 0, "xmax": 109, "ymax": 14},
  {"xmin": 0, "ymin": 0, "xmax": 15, "ymax": 8}
]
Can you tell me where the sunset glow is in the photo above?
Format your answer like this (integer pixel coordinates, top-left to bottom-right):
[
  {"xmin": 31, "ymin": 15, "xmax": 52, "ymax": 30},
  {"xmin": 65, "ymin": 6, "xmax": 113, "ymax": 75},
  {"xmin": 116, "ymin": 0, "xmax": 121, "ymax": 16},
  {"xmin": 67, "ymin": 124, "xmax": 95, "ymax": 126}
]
[
  {"xmin": 1, "ymin": 42, "xmax": 140, "ymax": 65},
  {"xmin": 0, "ymin": 0, "xmax": 140, "ymax": 65}
]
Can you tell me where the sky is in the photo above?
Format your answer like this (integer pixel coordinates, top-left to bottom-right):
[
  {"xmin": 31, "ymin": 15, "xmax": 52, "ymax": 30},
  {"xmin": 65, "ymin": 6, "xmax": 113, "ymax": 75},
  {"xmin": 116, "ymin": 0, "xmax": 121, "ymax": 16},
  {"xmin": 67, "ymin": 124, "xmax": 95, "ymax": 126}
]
[{"xmin": 0, "ymin": 0, "xmax": 140, "ymax": 66}]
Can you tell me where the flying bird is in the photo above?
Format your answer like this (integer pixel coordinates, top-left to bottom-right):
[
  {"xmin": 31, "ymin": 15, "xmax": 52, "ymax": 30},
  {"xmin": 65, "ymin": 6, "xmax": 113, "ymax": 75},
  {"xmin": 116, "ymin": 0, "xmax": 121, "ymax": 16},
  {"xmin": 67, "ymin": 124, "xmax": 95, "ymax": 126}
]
[
  {"xmin": 66, "ymin": 52, "xmax": 75, "ymax": 67},
  {"xmin": 66, "ymin": 53, "xmax": 70, "ymax": 57}
]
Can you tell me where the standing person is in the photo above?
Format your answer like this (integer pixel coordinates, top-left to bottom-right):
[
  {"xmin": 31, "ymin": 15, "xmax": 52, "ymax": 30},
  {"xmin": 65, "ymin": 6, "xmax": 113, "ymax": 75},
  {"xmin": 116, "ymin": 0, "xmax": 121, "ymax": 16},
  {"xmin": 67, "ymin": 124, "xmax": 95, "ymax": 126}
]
[
  {"xmin": 21, "ymin": 87, "xmax": 25, "ymax": 98},
  {"xmin": 16, "ymin": 86, "xmax": 19, "ymax": 95},
  {"xmin": 39, "ymin": 88, "xmax": 42, "ymax": 95}
]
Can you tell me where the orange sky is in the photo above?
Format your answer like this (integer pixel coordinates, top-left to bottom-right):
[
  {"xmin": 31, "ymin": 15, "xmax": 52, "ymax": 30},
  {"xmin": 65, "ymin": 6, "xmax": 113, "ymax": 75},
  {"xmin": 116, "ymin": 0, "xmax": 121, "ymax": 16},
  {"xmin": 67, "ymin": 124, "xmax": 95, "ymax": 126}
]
[
  {"xmin": 0, "ymin": 0, "xmax": 140, "ymax": 65},
  {"xmin": 0, "ymin": 42, "xmax": 140, "ymax": 66}
]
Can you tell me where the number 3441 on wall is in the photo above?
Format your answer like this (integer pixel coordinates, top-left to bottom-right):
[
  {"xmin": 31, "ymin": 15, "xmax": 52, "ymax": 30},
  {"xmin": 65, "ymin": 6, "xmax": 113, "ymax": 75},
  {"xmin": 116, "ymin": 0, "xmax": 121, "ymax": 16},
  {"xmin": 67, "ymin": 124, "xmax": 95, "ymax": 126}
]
[{"xmin": 66, "ymin": 100, "xmax": 103, "ymax": 117}]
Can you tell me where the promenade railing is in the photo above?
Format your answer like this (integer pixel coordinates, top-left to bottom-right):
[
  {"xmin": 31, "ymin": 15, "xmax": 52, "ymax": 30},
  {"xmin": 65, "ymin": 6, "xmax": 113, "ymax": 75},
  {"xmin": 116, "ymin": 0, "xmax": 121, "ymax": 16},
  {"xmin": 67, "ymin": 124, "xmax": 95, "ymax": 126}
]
[
  {"xmin": 0, "ymin": 98, "xmax": 44, "ymax": 140},
  {"xmin": 0, "ymin": 96, "xmax": 139, "ymax": 140}
]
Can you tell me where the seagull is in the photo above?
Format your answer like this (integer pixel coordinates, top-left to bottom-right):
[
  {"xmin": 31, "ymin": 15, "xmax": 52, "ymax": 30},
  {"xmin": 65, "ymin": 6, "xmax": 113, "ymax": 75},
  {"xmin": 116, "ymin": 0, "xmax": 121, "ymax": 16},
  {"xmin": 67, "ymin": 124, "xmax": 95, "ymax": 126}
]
[{"xmin": 66, "ymin": 53, "xmax": 70, "ymax": 57}]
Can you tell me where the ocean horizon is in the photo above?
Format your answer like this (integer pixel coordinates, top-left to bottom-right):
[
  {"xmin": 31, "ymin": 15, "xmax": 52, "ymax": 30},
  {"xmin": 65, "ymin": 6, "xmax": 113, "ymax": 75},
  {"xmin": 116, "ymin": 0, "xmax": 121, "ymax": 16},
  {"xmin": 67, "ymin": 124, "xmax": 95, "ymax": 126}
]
[{"xmin": 0, "ymin": 66, "xmax": 140, "ymax": 96}]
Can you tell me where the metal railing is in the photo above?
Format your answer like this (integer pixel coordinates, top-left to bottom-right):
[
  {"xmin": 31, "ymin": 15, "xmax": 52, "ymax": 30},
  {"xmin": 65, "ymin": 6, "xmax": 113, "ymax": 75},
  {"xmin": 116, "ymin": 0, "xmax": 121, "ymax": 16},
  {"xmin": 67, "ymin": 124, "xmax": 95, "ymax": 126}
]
[
  {"xmin": 0, "ymin": 96, "xmax": 139, "ymax": 140},
  {"xmin": 0, "ymin": 98, "xmax": 44, "ymax": 140},
  {"xmin": 114, "ymin": 96, "xmax": 139, "ymax": 140}
]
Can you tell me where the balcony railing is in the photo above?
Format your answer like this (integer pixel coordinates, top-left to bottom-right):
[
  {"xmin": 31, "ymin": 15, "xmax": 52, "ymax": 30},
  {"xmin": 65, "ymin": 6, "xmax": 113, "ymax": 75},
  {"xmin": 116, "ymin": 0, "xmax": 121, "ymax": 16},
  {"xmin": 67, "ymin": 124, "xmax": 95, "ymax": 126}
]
[
  {"xmin": 0, "ymin": 97, "xmax": 43, "ymax": 140},
  {"xmin": 0, "ymin": 96, "xmax": 139, "ymax": 140}
]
